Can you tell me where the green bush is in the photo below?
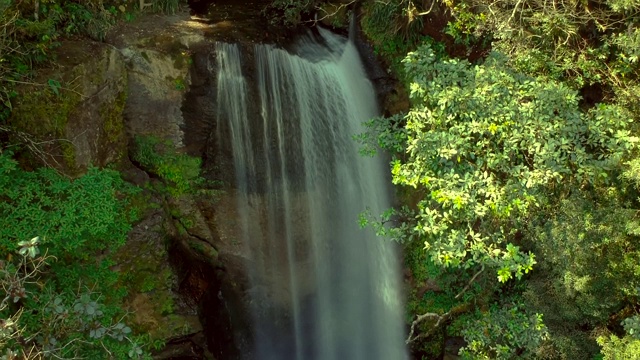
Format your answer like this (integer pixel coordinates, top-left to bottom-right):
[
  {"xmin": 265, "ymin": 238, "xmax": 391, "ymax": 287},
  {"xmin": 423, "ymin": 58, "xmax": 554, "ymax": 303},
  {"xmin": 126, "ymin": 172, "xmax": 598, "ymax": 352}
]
[
  {"xmin": 0, "ymin": 150, "xmax": 152, "ymax": 358},
  {"xmin": 0, "ymin": 151, "xmax": 138, "ymax": 257},
  {"xmin": 460, "ymin": 305, "xmax": 548, "ymax": 359},
  {"xmin": 597, "ymin": 334, "xmax": 640, "ymax": 360},
  {"xmin": 132, "ymin": 135, "xmax": 202, "ymax": 196}
]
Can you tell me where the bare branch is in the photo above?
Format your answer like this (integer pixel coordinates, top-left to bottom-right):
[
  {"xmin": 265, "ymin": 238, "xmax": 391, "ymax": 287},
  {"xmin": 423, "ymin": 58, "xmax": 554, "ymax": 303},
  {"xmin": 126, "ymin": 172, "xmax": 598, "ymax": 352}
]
[
  {"xmin": 455, "ymin": 265, "xmax": 484, "ymax": 299},
  {"xmin": 406, "ymin": 265, "xmax": 484, "ymax": 344},
  {"xmin": 3, "ymin": 79, "xmax": 88, "ymax": 99},
  {"xmin": 308, "ymin": 0, "xmax": 357, "ymax": 25},
  {"xmin": 406, "ymin": 303, "xmax": 472, "ymax": 344}
]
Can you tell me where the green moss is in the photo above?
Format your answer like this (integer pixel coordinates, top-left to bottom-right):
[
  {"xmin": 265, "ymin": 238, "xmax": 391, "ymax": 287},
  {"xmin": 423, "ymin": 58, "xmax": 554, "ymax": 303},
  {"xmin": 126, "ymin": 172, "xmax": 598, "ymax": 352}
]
[
  {"xmin": 159, "ymin": 294, "xmax": 174, "ymax": 315},
  {"xmin": 170, "ymin": 205, "xmax": 196, "ymax": 231},
  {"xmin": 140, "ymin": 274, "xmax": 158, "ymax": 292},
  {"xmin": 60, "ymin": 141, "xmax": 77, "ymax": 171},
  {"xmin": 186, "ymin": 239, "xmax": 218, "ymax": 267},
  {"xmin": 100, "ymin": 89, "xmax": 127, "ymax": 143},
  {"xmin": 132, "ymin": 135, "xmax": 203, "ymax": 196},
  {"xmin": 140, "ymin": 51, "xmax": 150, "ymax": 62},
  {"xmin": 88, "ymin": 60, "xmax": 105, "ymax": 87},
  {"xmin": 10, "ymin": 87, "xmax": 81, "ymax": 137}
]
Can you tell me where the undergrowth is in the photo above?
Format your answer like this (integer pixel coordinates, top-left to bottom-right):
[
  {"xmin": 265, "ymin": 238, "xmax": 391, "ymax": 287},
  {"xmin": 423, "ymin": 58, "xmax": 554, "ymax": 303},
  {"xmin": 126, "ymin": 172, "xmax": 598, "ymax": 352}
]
[
  {"xmin": 132, "ymin": 135, "xmax": 202, "ymax": 197},
  {"xmin": 0, "ymin": 149, "xmax": 154, "ymax": 358}
]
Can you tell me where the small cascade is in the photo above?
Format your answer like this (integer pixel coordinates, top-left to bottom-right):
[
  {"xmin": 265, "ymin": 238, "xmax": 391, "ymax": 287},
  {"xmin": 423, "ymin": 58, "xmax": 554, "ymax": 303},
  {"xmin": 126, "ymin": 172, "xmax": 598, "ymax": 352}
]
[{"xmin": 214, "ymin": 28, "xmax": 406, "ymax": 360}]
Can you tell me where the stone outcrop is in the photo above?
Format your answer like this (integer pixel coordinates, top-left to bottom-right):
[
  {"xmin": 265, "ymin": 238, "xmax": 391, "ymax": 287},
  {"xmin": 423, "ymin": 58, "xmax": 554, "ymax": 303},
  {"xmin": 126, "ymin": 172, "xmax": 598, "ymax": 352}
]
[
  {"xmin": 8, "ymin": 2, "xmax": 401, "ymax": 359},
  {"xmin": 109, "ymin": 10, "xmax": 254, "ymax": 359},
  {"xmin": 9, "ymin": 41, "xmax": 128, "ymax": 175}
]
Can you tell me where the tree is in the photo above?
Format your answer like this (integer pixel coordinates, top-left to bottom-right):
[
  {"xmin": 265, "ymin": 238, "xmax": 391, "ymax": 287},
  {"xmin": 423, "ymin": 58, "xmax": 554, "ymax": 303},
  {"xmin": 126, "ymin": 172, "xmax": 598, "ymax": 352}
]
[
  {"xmin": 363, "ymin": 44, "xmax": 637, "ymax": 351},
  {"xmin": 379, "ymin": 44, "xmax": 635, "ymax": 280},
  {"xmin": 459, "ymin": 305, "xmax": 547, "ymax": 359}
]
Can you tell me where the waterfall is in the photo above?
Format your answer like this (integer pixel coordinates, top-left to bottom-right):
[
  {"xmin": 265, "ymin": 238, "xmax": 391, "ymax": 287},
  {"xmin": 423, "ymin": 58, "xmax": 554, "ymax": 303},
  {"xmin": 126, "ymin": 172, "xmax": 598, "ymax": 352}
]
[{"xmin": 214, "ymin": 28, "xmax": 406, "ymax": 360}]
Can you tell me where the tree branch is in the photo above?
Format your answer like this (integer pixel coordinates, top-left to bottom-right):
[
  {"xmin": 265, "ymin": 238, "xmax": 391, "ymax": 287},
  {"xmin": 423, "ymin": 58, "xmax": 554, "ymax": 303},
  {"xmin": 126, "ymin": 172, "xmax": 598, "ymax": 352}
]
[
  {"xmin": 308, "ymin": 0, "xmax": 357, "ymax": 24},
  {"xmin": 406, "ymin": 303, "xmax": 471, "ymax": 344},
  {"xmin": 406, "ymin": 265, "xmax": 484, "ymax": 344},
  {"xmin": 455, "ymin": 265, "xmax": 484, "ymax": 299}
]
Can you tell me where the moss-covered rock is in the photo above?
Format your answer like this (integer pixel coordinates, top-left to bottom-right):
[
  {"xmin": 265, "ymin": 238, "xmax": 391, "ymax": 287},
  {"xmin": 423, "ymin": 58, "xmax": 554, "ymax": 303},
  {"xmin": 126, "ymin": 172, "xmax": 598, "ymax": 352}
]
[
  {"xmin": 120, "ymin": 46, "xmax": 192, "ymax": 147},
  {"xmin": 112, "ymin": 202, "xmax": 205, "ymax": 344},
  {"xmin": 9, "ymin": 41, "xmax": 128, "ymax": 175}
]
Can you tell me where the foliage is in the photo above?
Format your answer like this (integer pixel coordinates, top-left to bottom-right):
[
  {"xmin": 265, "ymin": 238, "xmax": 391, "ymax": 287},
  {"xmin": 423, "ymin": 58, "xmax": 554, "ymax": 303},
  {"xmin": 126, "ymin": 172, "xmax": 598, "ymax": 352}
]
[
  {"xmin": 622, "ymin": 315, "xmax": 640, "ymax": 340},
  {"xmin": 361, "ymin": 36, "xmax": 640, "ymax": 355},
  {"xmin": 525, "ymin": 192, "xmax": 640, "ymax": 323},
  {"xmin": 132, "ymin": 135, "xmax": 202, "ymax": 196},
  {"xmin": 0, "ymin": 150, "xmax": 153, "ymax": 358},
  {"xmin": 264, "ymin": 0, "xmax": 319, "ymax": 25},
  {"xmin": 460, "ymin": 304, "xmax": 548, "ymax": 359},
  {"xmin": 445, "ymin": 0, "xmax": 640, "ymax": 112},
  {"xmin": 403, "ymin": 237, "xmax": 475, "ymax": 356},
  {"xmin": 380, "ymin": 44, "xmax": 636, "ymax": 282},
  {"xmin": 597, "ymin": 334, "xmax": 640, "ymax": 360},
  {"xmin": 352, "ymin": 0, "xmax": 640, "ymax": 356},
  {"xmin": 360, "ymin": 0, "xmax": 432, "ymax": 76},
  {"xmin": 0, "ymin": 151, "xmax": 138, "ymax": 257},
  {"xmin": 0, "ymin": 243, "xmax": 149, "ymax": 359}
]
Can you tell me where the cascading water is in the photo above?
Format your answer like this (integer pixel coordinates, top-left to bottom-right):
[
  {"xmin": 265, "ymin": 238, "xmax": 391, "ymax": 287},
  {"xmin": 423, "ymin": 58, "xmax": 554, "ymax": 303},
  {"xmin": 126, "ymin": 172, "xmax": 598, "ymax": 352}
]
[{"xmin": 214, "ymin": 27, "xmax": 406, "ymax": 360}]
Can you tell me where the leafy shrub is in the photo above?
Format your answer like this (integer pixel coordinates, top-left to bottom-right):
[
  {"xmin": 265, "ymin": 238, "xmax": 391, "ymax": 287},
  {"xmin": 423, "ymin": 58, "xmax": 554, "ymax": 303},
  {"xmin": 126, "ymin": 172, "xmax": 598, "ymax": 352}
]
[
  {"xmin": 378, "ymin": 44, "xmax": 636, "ymax": 280},
  {"xmin": 132, "ymin": 135, "xmax": 202, "ymax": 196},
  {"xmin": 597, "ymin": 334, "xmax": 640, "ymax": 360},
  {"xmin": 0, "ymin": 151, "xmax": 138, "ymax": 257},
  {"xmin": 0, "ymin": 241, "xmax": 150, "ymax": 359},
  {"xmin": 460, "ymin": 305, "xmax": 548, "ymax": 359},
  {"xmin": 364, "ymin": 42, "xmax": 639, "ymax": 351},
  {"xmin": 0, "ymin": 150, "xmax": 151, "ymax": 358}
]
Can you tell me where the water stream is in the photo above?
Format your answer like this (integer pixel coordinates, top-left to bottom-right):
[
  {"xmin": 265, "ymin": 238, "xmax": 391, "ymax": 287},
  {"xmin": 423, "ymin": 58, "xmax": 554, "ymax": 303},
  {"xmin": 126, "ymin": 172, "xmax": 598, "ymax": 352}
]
[{"xmin": 214, "ymin": 27, "xmax": 406, "ymax": 360}]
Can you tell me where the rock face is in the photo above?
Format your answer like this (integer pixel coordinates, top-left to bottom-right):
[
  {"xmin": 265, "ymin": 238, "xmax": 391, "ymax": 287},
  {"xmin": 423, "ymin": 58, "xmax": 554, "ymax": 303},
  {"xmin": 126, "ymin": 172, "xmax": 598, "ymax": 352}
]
[
  {"xmin": 112, "ymin": 201, "xmax": 209, "ymax": 358},
  {"xmin": 110, "ymin": 10, "xmax": 255, "ymax": 360},
  {"xmin": 108, "ymin": 13, "xmax": 207, "ymax": 147},
  {"xmin": 9, "ymin": 41, "xmax": 128, "ymax": 175},
  {"xmin": 121, "ymin": 47, "xmax": 190, "ymax": 146},
  {"xmin": 10, "ymin": 2, "xmax": 399, "ymax": 359}
]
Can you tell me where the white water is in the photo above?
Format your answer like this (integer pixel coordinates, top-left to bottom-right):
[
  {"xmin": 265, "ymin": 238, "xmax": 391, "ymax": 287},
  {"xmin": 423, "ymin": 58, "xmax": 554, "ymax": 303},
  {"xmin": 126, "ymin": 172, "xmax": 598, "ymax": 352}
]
[{"xmin": 215, "ymin": 28, "xmax": 406, "ymax": 360}]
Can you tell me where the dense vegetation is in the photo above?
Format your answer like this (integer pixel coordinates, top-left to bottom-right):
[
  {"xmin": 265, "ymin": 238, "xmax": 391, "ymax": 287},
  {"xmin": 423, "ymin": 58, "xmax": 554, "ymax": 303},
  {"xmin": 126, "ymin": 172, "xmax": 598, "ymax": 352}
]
[
  {"xmin": 3, "ymin": 0, "xmax": 640, "ymax": 358},
  {"xmin": 269, "ymin": 0, "xmax": 640, "ymax": 358},
  {"xmin": 0, "ymin": 151, "xmax": 149, "ymax": 358},
  {"xmin": 0, "ymin": 1, "xmax": 191, "ymax": 358},
  {"xmin": 0, "ymin": 0, "xmax": 181, "ymax": 124},
  {"xmin": 349, "ymin": 0, "xmax": 640, "ymax": 358}
]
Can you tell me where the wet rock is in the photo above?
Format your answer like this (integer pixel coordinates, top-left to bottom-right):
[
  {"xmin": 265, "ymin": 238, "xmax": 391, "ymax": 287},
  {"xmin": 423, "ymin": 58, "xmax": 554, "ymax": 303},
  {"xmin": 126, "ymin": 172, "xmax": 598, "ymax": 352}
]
[{"xmin": 168, "ymin": 196, "xmax": 216, "ymax": 247}]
